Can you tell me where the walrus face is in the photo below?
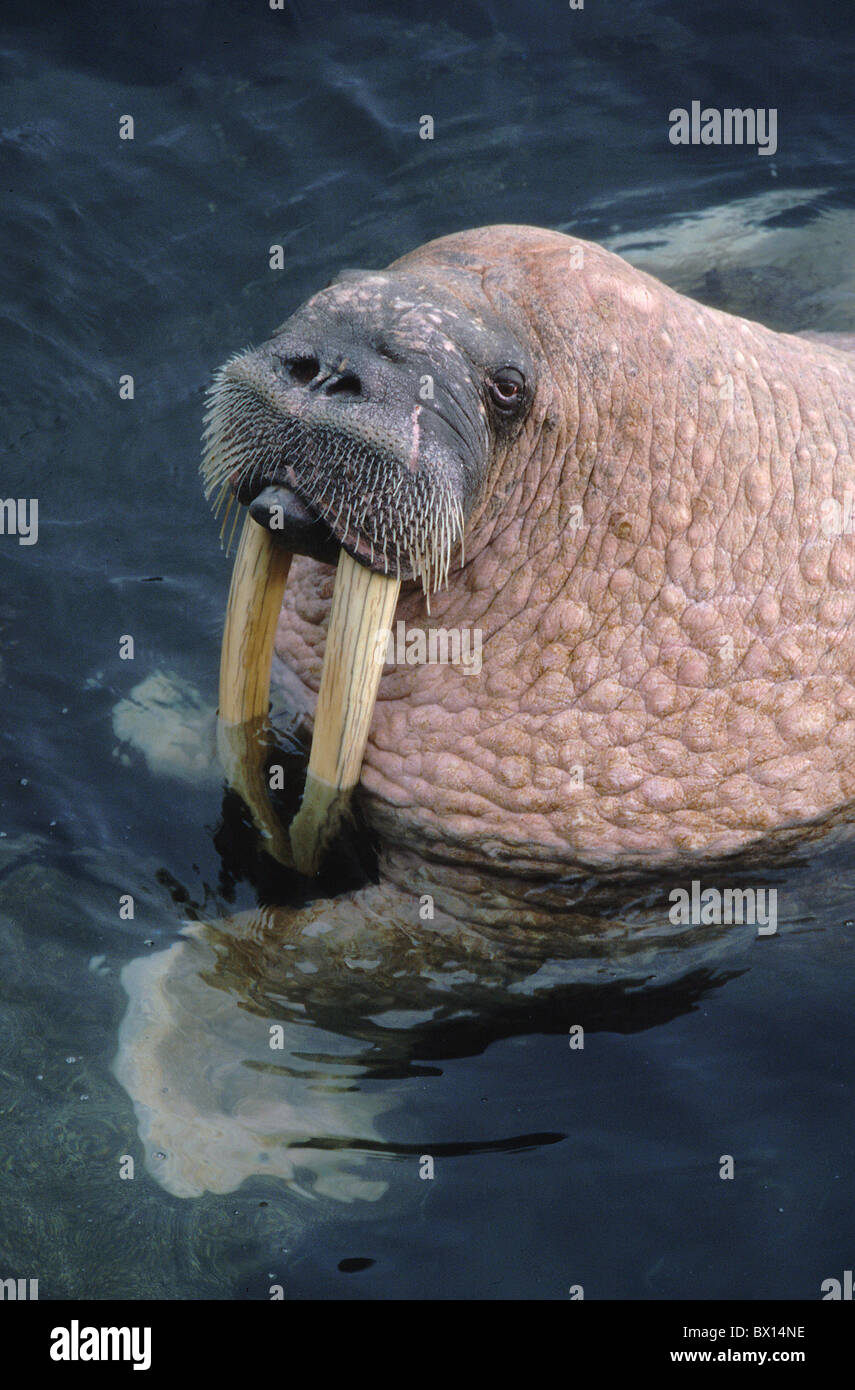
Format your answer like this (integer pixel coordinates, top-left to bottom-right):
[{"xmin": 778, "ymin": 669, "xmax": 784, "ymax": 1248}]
[{"xmin": 202, "ymin": 269, "xmax": 534, "ymax": 594}]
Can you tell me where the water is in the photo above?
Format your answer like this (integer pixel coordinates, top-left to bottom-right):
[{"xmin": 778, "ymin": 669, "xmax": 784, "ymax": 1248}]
[{"xmin": 2, "ymin": 0, "xmax": 855, "ymax": 1299}]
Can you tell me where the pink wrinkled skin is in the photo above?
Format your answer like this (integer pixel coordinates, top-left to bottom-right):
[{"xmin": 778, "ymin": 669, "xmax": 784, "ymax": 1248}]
[{"xmin": 273, "ymin": 225, "xmax": 855, "ymax": 925}]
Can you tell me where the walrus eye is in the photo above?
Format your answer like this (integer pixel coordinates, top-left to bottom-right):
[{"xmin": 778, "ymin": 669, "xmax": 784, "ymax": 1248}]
[{"xmin": 486, "ymin": 367, "xmax": 525, "ymax": 414}]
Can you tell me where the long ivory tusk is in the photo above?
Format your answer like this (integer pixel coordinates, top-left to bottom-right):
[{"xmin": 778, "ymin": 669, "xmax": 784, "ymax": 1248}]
[
  {"xmin": 217, "ymin": 516, "xmax": 293, "ymax": 866},
  {"xmin": 290, "ymin": 551, "xmax": 401, "ymax": 875},
  {"xmin": 218, "ymin": 517, "xmax": 401, "ymax": 875},
  {"xmin": 219, "ymin": 515, "xmax": 292, "ymax": 724}
]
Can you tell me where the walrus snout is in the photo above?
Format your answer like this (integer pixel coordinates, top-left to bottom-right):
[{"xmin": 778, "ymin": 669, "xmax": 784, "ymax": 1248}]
[
  {"xmin": 203, "ymin": 265, "xmax": 535, "ymax": 592},
  {"xmin": 273, "ymin": 352, "xmax": 363, "ymax": 398}
]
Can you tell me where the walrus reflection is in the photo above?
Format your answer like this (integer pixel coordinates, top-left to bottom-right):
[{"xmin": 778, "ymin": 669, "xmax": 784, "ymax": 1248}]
[{"xmin": 115, "ymin": 873, "xmax": 769, "ymax": 1201}]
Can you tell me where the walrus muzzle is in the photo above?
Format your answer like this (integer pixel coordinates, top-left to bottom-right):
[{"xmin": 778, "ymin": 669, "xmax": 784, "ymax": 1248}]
[
  {"xmin": 200, "ymin": 262, "xmax": 534, "ymax": 872},
  {"xmin": 201, "ymin": 289, "xmax": 487, "ymax": 873}
]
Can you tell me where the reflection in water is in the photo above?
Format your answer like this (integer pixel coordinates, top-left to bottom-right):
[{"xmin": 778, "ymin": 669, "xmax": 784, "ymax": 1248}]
[
  {"xmin": 115, "ymin": 920, "xmax": 390, "ymax": 1202},
  {"xmin": 115, "ymin": 862, "xmax": 779, "ymax": 1201}
]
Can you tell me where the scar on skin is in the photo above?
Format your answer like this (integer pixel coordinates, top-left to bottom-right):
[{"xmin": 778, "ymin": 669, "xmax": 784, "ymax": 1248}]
[{"xmin": 408, "ymin": 403, "xmax": 421, "ymax": 472}]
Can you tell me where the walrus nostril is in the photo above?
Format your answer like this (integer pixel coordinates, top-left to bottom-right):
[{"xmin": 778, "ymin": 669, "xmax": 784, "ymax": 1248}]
[
  {"xmin": 279, "ymin": 355, "xmax": 320, "ymax": 385},
  {"xmin": 325, "ymin": 372, "xmax": 362, "ymax": 397}
]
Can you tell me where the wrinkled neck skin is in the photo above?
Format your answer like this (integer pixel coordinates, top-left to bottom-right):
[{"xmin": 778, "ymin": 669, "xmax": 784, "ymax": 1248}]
[{"xmin": 275, "ymin": 227, "xmax": 855, "ymax": 931}]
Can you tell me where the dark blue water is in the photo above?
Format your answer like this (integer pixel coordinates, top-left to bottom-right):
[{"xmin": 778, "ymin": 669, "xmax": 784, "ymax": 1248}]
[{"xmin": 2, "ymin": 0, "xmax": 855, "ymax": 1299}]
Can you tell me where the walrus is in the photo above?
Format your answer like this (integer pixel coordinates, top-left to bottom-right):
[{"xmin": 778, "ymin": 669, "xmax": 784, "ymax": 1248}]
[
  {"xmin": 113, "ymin": 222, "xmax": 855, "ymax": 1201},
  {"xmin": 202, "ymin": 223, "xmax": 855, "ymax": 923}
]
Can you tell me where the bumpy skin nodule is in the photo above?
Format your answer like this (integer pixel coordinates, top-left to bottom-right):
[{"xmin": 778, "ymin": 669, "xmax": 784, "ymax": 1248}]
[{"xmin": 273, "ymin": 225, "xmax": 855, "ymax": 916}]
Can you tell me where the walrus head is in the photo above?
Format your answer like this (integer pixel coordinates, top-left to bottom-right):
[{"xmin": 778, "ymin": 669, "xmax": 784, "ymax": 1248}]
[{"xmin": 202, "ymin": 267, "xmax": 535, "ymax": 595}]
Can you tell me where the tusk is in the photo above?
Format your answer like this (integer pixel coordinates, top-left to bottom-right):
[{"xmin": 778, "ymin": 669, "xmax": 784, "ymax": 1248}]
[
  {"xmin": 217, "ymin": 516, "xmax": 293, "ymax": 866},
  {"xmin": 290, "ymin": 551, "xmax": 401, "ymax": 875},
  {"xmin": 217, "ymin": 516, "xmax": 401, "ymax": 876},
  {"xmin": 219, "ymin": 515, "xmax": 292, "ymax": 725}
]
